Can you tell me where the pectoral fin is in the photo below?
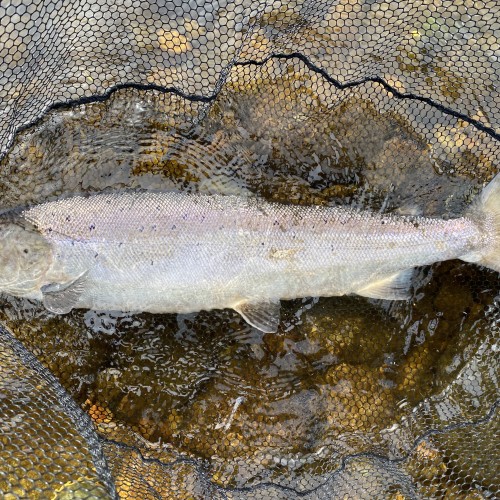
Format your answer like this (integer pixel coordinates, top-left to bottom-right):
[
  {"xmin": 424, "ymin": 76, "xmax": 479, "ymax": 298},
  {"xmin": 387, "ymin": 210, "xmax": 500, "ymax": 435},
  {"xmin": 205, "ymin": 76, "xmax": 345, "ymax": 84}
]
[
  {"xmin": 41, "ymin": 272, "xmax": 88, "ymax": 314},
  {"xmin": 234, "ymin": 299, "xmax": 281, "ymax": 333},
  {"xmin": 357, "ymin": 269, "xmax": 414, "ymax": 300}
]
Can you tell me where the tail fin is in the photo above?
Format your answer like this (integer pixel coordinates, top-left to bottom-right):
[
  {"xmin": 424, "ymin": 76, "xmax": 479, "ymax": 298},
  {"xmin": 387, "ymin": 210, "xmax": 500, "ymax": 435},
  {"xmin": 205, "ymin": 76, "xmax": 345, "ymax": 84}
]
[{"xmin": 465, "ymin": 173, "xmax": 500, "ymax": 272}]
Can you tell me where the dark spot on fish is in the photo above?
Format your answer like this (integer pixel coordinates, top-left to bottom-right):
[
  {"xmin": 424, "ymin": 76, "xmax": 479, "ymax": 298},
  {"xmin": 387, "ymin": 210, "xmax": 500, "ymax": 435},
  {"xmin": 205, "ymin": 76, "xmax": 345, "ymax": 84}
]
[
  {"xmin": 48, "ymin": 228, "xmax": 53, "ymax": 233},
  {"xmin": 171, "ymin": 224, "xmax": 176, "ymax": 230},
  {"xmin": 261, "ymin": 242, "xmax": 265, "ymax": 246},
  {"xmin": 413, "ymin": 221, "xmax": 420, "ymax": 228},
  {"xmin": 23, "ymin": 248, "xmax": 28, "ymax": 254},
  {"xmin": 219, "ymin": 225, "xmax": 224, "ymax": 230},
  {"xmin": 152, "ymin": 225, "xmax": 157, "ymax": 231},
  {"xmin": 118, "ymin": 242, "xmax": 123, "ymax": 247},
  {"xmin": 89, "ymin": 224, "xmax": 95, "ymax": 231},
  {"xmin": 95, "ymin": 253, "xmax": 99, "ymax": 259},
  {"xmin": 258, "ymin": 206, "xmax": 268, "ymax": 217},
  {"xmin": 66, "ymin": 216, "xmax": 71, "ymax": 222},
  {"xmin": 157, "ymin": 205, "xmax": 161, "ymax": 211},
  {"xmin": 151, "ymin": 260, "xmax": 153, "ymax": 265},
  {"xmin": 139, "ymin": 226, "xmax": 144, "ymax": 232},
  {"xmin": 324, "ymin": 218, "xmax": 328, "ymax": 224},
  {"xmin": 381, "ymin": 220, "xmax": 385, "ymax": 225},
  {"xmin": 182, "ymin": 213, "xmax": 188, "ymax": 220}
]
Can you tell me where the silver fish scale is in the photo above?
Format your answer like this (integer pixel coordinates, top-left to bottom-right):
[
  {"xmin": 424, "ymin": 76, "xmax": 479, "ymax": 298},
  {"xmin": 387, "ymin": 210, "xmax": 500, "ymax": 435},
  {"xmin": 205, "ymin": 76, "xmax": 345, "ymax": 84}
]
[{"xmin": 19, "ymin": 191, "xmax": 482, "ymax": 316}]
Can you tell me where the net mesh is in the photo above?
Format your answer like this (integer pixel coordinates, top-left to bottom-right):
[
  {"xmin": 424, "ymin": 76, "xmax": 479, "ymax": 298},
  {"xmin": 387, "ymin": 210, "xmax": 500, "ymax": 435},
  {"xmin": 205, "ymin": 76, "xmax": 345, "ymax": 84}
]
[
  {"xmin": 0, "ymin": 324, "xmax": 114, "ymax": 499},
  {"xmin": 0, "ymin": 0, "xmax": 498, "ymax": 498}
]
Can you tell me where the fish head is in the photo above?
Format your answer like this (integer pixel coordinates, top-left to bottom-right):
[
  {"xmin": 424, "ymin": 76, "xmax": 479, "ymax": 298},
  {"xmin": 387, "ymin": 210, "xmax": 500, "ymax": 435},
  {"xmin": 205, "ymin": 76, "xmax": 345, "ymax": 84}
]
[{"xmin": 0, "ymin": 218, "xmax": 52, "ymax": 296}]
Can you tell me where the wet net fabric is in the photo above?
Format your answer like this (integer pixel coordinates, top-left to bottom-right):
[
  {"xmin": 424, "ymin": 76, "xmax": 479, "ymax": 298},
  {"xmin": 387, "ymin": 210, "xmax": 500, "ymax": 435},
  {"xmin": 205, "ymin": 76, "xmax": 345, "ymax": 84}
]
[
  {"xmin": 0, "ymin": 325, "xmax": 114, "ymax": 499},
  {"xmin": 0, "ymin": 0, "xmax": 499, "ymax": 499},
  {"xmin": 1, "ymin": 0, "xmax": 499, "ymax": 163}
]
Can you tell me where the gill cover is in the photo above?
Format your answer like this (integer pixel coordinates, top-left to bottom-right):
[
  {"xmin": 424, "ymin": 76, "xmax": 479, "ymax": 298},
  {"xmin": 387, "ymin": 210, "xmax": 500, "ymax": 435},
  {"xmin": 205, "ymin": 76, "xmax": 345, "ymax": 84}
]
[{"xmin": 0, "ymin": 216, "xmax": 52, "ymax": 296}]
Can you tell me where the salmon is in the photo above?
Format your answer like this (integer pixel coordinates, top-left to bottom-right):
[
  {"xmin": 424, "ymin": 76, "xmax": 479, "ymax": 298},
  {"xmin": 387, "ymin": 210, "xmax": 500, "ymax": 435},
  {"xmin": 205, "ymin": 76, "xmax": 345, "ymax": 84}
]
[{"xmin": 0, "ymin": 174, "xmax": 498, "ymax": 332}]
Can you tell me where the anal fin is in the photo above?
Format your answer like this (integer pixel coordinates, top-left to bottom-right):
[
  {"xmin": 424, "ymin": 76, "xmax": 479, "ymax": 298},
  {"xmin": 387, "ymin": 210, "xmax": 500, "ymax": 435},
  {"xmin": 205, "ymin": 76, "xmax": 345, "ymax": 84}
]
[
  {"xmin": 41, "ymin": 271, "xmax": 88, "ymax": 314},
  {"xmin": 357, "ymin": 269, "xmax": 414, "ymax": 300},
  {"xmin": 234, "ymin": 299, "xmax": 281, "ymax": 333}
]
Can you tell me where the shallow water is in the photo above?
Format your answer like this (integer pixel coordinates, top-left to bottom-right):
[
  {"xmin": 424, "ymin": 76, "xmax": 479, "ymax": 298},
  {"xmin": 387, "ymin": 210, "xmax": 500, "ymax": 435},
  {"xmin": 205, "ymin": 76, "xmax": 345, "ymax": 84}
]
[{"xmin": 0, "ymin": 84, "xmax": 497, "ymax": 496}]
